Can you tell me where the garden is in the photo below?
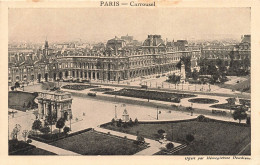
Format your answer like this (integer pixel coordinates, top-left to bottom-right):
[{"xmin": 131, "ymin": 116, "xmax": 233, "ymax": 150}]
[
  {"xmin": 49, "ymin": 130, "xmax": 148, "ymax": 155},
  {"xmin": 210, "ymin": 98, "xmax": 251, "ymax": 111},
  {"xmin": 8, "ymin": 91, "xmax": 38, "ymax": 111},
  {"xmin": 105, "ymin": 88, "xmax": 196, "ymax": 103},
  {"xmin": 188, "ymin": 98, "xmax": 219, "ymax": 104},
  {"xmin": 102, "ymin": 117, "xmax": 251, "ymax": 155},
  {"xmin": 62, "ymin": 84, "xmax": 98, "ymax": 91}
]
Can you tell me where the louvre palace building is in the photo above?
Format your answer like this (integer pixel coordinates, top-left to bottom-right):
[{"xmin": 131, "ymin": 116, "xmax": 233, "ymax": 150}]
[
  {"xmin": 13, "ymin": 34, "xmax": 252, "ymax": 84},
  {"xmin": 54, "ymin": 35, "xmax": 201, "ymax": 82}
]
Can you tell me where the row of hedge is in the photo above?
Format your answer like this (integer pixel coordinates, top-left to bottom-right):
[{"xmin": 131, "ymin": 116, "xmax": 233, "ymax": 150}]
[{"xmin": 29, "ymin": 128, "xmax": 92, "ymax": 143}]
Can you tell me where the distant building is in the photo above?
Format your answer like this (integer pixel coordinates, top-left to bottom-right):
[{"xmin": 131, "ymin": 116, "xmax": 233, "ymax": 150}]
[
  {"xmin": 106, "ymin": 36, "xmax": 126, "ymax": 52},
  {"xmin": 201, "ymin": 34, "xmax": 251, "ymax": 67},
  {"xmin": 121, "ymin": 34, "xmax": 134, "ymax": 43}
]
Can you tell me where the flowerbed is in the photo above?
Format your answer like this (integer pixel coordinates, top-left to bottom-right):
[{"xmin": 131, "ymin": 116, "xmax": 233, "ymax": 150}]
[
  {"xmin": 105, "ymin": 88, "xmax": 196, "ymax": 103},
  {"xmin": 188, "ymin": 98, "xmax": 219, "ymax": 104},
  {"xmin": 62, "ymin": 84, "xmax": 98, "ymax": 91},
  {"xmin": 90, "ymin": 88, "xmax": 114, "ymax": 92}
]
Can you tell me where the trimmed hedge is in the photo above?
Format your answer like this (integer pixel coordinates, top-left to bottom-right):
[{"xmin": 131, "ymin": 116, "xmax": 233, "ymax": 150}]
[{"xmin": 29, "ymin": 128, "xmax": 92, "ymax": 143}]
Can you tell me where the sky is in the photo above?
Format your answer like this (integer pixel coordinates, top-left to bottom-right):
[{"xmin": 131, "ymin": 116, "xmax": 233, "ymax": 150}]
[{"xmin": 8, "ymin": 8, "xmax": 251, "ymax": 43}]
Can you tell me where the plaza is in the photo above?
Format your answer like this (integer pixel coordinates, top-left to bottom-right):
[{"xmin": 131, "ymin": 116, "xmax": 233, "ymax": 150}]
[{"xmin": 8, "ymin": 75, "xmax": 251, "ymax": 155}]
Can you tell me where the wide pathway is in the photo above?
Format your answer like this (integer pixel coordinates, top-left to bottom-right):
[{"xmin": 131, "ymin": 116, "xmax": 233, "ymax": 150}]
[
  {"xmin": 31, "ymin": 140, "xmax": 80, "ymax": 155},
  {"xmin": 62, "ymin": 88, "xmax": 247, "ymax": 123}
]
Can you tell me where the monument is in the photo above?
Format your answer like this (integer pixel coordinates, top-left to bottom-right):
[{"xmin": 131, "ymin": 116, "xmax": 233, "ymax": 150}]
[
  {"xmin": 37, "ymin": 90, "xmax": 73, "ymax": 121},
  {"xmin": 122, "ymin": 108, "xmax": 129, "ymax": 122},
  {"xmin": 180, "ymin": 61, "xmax": 186, "ymax": 83}
]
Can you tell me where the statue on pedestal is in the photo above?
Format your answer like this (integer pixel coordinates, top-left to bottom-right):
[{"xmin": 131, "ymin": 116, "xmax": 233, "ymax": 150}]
[
  {"xmin": 180, "ymin": 61, "xmax": 186, "ymax": 83},
  {"xmin": 122, "ymin": 108, "xmax": 129, "ymax": 122}
]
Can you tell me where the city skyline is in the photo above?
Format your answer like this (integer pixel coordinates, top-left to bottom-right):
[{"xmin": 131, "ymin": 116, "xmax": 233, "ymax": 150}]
[{"xmin": 9, "ymin": 8, "xmax": 250, "ymax": 43}]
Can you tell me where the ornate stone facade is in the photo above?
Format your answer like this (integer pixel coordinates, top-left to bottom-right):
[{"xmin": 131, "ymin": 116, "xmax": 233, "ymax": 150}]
[{"xmin": 37, "ymin": 91, "xmax": 72, "ymax": 121}]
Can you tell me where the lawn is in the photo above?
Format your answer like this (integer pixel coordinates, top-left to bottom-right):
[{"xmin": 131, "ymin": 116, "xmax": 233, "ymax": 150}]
[
  {"xmin": 9, "ymin": 140, "xmax": 35, "ymax": 155},
  {"xmin": 8, "ymin": 91, "xmax": 38, "ymax": 111},
  {"xmin": 105, "ymin": 88, "xmax": 196, "ymax": 103},
  {"xmin": 217, "ymin": 77, "xmax": 250, "ymax": 93},
  {"xmin": 102, "ymin": 120, "xmax": 251, "ymax": 155},
  {"xmin": 50, "ymin": 130, "xmax": 147, "ymax": 155}
]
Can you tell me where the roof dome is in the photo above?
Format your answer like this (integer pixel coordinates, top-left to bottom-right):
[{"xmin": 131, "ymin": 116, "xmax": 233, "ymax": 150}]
[{"xmin": 143, "ymin": 35, "xmax": 165, "ymax": 46}]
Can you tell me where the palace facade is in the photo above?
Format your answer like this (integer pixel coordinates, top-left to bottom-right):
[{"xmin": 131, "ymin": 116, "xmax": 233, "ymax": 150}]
[
  {"xmin": 9, "ymin": 34, "xmax": 250, "ymax": 84},
  {"xmin": 54, "ymin": 35, "xmax": 201, "ymax": 81},
  {"xmin": 201, "ymin": 35, "xmax": 251, "ymax": 67}
]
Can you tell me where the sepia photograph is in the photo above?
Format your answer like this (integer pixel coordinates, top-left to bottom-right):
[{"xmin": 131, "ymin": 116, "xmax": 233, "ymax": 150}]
[{"xmin": 7, "ymin": 6, "xmax": 251, "ymax": 157}]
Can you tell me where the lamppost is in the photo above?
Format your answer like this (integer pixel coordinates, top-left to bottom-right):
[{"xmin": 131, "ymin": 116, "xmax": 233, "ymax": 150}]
[
  {"xmin": 115, "ymin": 105, "xmax": 117, "ymax": 119},
  {"xmin": 157, "ymin": 106, "xmax": 159, "ymax": 120},
  {"xmin": 70, "ymin": 114, "xmax": 72, "ymax": 131},
  {"xmin": 190, "ymin": 103, "xmax": 193, "ymax": 116}
]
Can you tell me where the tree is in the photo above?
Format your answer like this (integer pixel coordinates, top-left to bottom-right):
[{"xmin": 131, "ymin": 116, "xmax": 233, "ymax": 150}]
[
  {"xmin": 134, "ymin": 118, "xmax": 139, "ymax": 125},
  {"xmin": 232, "ymin": 109, "xmax": 247, "ymax": 123},
  {"xmin": 40, "ymin": 126, "xmax": 50, "ymax": 134},
  {"xmin": 11, "ymin": 124, "xmax": 21, "ymax": 140},
  {"xmin": 166, "ymin": 142, "xmax": 174, "ymax": 150},
  {"xmin": 136, "ymin": 135, "xmax": 145, "ymax": 144},
  {"xmin": 216, "ymin": 59, "xmax": 227, "ymax": 79},
  {"xmin": 198, "ymin": 58, "xmax": 208, "ymax": 75},
  {"xmin": 128, "ymin": 118, "xmax": 133, "ymax": 127},
  {"xmin": 227, "ymin": 98, "xmax": 236, "ymax": 105},
  {"xmin": 186, "ymin": 134, "xmax": 195, "ymax": 143},
  {"xmin": 111, "ymin": 118, "xmax": 115, "ymax": 126},
  {"xmin": 157, "ymin": 129, "xmax": 166, "ymax": 139},
  {"xmin": 167, "ymin": 74, "xmax": 181, "ymax": 84},
  {"xmin": 15, "ymin": 82, "xmax": 20, "ymax": 88},
  {"xmin": 56, "ymin": 118, "xmax": 65, "ymax": 133},
  {"xmin": 32, "ymin": 120, "xmax": 42, "ymax": 134},
  {"xmin": 157, "ymin": 129, "xmax": 166, "ymax": 135},
  {"xmin": 63, "ymin": 126, "xmax": 70, "ymax": 134},
  {"xmin": 191, "ymin": 69, "xmax": 199, "ymax": 80},
  {"xmin": 22, "ymin": 130, "xmax": 29, "ymax": 142},
  {"xmin": 116, "ymin": 119, "xmax": 122, "ymax": 127}
]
